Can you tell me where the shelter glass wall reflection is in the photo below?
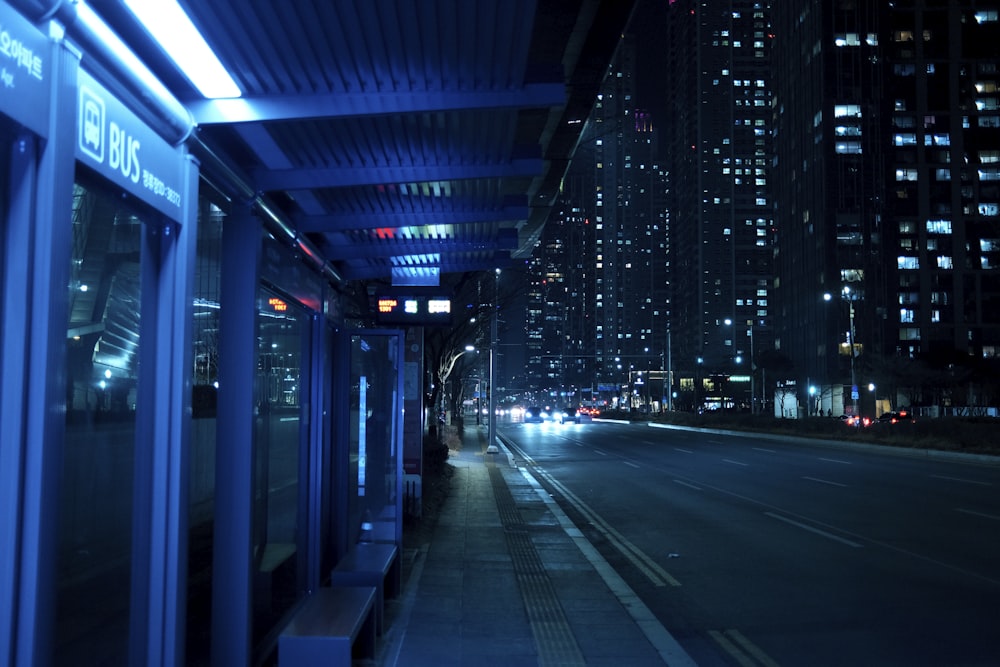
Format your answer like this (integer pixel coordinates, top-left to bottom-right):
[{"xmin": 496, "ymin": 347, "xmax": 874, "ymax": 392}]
[
  {"xmin": 349, "ymin": 333, "xmax": 400, "ymax": 544},
  {"xmin": 252, "ymin": 287, "xmax": 309, "ymax": 643},
  {"xmin": 186, "ymin": 195, "xmax": 226, "ymax": 665},
  {"xmin": 56, "ymin": 173, "xmax": 147, "ymax": 664}
]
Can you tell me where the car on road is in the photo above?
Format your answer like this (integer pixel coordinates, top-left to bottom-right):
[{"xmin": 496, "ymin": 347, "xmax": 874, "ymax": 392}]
[
  {"xmin": 555, "ymin": 407, "xmax": 579, "ymax": 424},
  {"xmin": 524, "ymin": 406, "xmax": 550, "ymax": 423},
  {"xmin": 875, "ymin": 410, "xmax": 914, "ymax": 425}
]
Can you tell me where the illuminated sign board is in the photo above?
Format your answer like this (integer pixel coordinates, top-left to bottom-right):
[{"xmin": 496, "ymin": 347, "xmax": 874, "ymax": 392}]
[
  {"xmin": 375, "ymin": 295, "xmax": 452, "ymax": 326},
  {"xmin": 0, "ymin": 3, "xmax": 50, "ymax": 135},
  {"xmin": 268, "ymin": 297, "xmax": 288, "ymax": 312},
  {"xmin": 76, "ymin": 69, "xmax": 187, "ymax": 220}
]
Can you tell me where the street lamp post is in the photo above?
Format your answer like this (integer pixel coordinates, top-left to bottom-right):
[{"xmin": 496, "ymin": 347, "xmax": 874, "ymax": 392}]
[
  {"xmin": 825, "ymin": 287, "xmax": 858, "ymax": 416},
  {"xmin": 725, "ymin": 318, "xmax": 755, "ymax": 414},
  {"xmin": 748, "ymin": 323, "xmax": 755, "ymax": 415},
  {"xmin": 847, "ymin": 290, "xmax": 857, "ymax": 415}
]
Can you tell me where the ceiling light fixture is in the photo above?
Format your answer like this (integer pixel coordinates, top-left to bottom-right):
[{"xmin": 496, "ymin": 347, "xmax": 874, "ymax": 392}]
[{"xmin": 122, "ymin": 0, "xmax": 241, "ymax": 99}]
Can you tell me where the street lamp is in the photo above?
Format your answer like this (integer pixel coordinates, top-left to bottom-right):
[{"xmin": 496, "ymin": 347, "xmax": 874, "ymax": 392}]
[
  {"xmin": 724, "ymin": 318, "xmax": 755, "ymax": 414},
  {"xmin": 824, "ymin": 287, "xmax": 858, "ymax": 415}
]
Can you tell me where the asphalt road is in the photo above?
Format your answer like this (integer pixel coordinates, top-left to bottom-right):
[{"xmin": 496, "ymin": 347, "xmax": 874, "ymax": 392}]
[{"xmin": 497, "ymin": 418, "xmax": 1000, "ymax": 667}]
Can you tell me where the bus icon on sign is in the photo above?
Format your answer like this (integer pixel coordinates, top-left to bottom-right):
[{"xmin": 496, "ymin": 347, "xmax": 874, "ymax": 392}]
[{"xmin": 79, "ymin": 86, "xmax": 105, "ymax": 163}]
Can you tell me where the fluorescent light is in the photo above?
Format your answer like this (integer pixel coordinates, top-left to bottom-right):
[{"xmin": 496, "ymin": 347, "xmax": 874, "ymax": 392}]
[{"xmin": 123, "ymin": 0, "xmax": 241, "ymax": 99}]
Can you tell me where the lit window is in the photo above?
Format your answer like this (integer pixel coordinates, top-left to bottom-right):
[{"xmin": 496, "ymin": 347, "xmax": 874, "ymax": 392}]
[
  {"xmin": 937, "ymin": 256, "xmax": 953, "ymax": 269},
  {"xmin": 900, "ymin": 309, "xmax": 915, "ymax": 323},
  {"xmin": 927, "ymin": 219, "xmax": 953, "ymax": 234},
  {"xmin": 979, "ymin": 167, "xmax": 1000, "ymax": 180},
  {"xmin": 898, "ymin": 256, "xmax": 920, "ymax": 270},
  {"xmin": 836, "ymin": 142, "xmax": 862, "ymax": 154},
  {"xmin": 894, "ymin": 133, "xmax": 917, "ymax": 145},
  {"xmin": 834, "ymin": 104, "xmax": 862, "ymax": 118},
  {"xmin": 896, "ymin": 169, "xmax": 918, "ymax": 181}
]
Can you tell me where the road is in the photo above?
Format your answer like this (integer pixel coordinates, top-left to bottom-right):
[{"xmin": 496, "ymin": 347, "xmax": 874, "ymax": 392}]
[{"xmin": 496, "ymin": 418, "xmax": 1000, "ymax": 666}]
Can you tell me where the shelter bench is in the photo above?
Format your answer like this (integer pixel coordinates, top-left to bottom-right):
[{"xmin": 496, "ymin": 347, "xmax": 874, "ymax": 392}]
[
  {"xmin": 330, "ymin": 542, "xmax": 400, "ymax": 635},
  {"xmin": 278, "ymin": 586, "xmax": 377, "ymax": 666}
]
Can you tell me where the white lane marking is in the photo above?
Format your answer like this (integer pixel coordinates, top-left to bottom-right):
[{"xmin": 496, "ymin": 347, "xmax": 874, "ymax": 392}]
[
  {"xmin": 709, "ymin": 629, "xmax": 782, "ymax": 667},
  {"xmin": 752, "ymin": 447, "xmax": 777, "ymax": 453},
  {"xmin": 674, "ymin": 448, "xmax": 694, "ymax": 454},
  {"xmin": 803, "ymin": 476, "xmax": 847, "ymax": 488},
  {"xmin": 932, "ymin": 474, "xmax": 992, "ymax": 487},
  {"xmin": 956, "ymin": 508, "xmax": 1000, "ymax": 521},
  {"xmin": 508, "ymin": 446, "xmax": 680, "ymax": 588},
  {"xmin": 819, "ymin": 457, "xmax": 852, "ymax": 465},
  {"xmin": 624, "ymin": 460, "xmax": 641, "ymax": 469},
  {"xmin": 708, "ymin": 630, "xmax": 757, "ymax": 667},
  {"xmin": 764, "ymin": 511, "xmax": 862, "ymax": 548},
  {"xmin": 723, "ymin": 458, "xmax": 749, "ymax": 466},
  {"xmin": 673, "ymin": 479, "xmax": 702, "ymax": 491},
  {"xmin": 516, "ymin": 467, "xmax": 696, "ymax": 666},
  {"xmin": 595, "ymin": 449, "xmax": 608, "ymax": 456},
  {"xmin": 727, "ymin": 629, "xmax": 782, "ymax": 667}
]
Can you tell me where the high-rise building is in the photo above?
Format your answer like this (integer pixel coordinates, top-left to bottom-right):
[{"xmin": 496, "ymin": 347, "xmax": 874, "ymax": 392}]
[
  {"xmin": 770, "ymin": 1, "xmax": 888, "ymax": 416},
  {"xmin": 771, "ymin": 1, "xmax": 1000, "ymax": 416},
  {"xmin": 663, "ymin": 1, "xmax": 774, "ymax": 412},
  {"xmin": 526, "ymin": 35, "xmax": 671, "ymax": 409},
  {"xmin": 883, "ymin": 3, "xmax": 1000, "ymax": 405}
]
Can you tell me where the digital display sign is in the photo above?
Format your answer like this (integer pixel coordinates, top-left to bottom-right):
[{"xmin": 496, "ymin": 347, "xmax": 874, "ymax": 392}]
[{"xmin": 375, "ymin": 295, "xmax": 452, "ymax": 326}]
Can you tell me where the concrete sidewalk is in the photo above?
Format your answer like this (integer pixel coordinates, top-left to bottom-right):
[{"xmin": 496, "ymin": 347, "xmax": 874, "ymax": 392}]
[{"xmin": 372, "ymin": 426, "xmax": 682, "ymax": 667}]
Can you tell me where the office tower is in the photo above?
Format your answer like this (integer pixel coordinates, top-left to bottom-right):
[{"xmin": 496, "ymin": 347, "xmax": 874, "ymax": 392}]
[{"xmin": 663, "ymin": 1, "xmax": 773, "ymax": 411}]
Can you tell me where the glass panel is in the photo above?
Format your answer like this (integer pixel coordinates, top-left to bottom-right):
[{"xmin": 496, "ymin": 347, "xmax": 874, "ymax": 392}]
[
  {"xmin": 349, "ymin": 333, "xmax": 400, "ymax": 544},
  {"xmin": 252, "ymin": 288, "xmax": 308, "ymax": 643},
  {"xmin": 186, "ymin": 195, "xmax": 226, "ymax": 665},
  {"xmin": 56, "ymin": 174, "xmax": 147, "ymax": 663}
]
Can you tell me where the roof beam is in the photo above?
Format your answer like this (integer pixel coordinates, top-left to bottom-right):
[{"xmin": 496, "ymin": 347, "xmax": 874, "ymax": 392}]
[
  {"xmin": 187, "ymin": 83, "xmax": 566, "ymax": 125},
  {"xmin": 340, "ymin": 254, "xmax": 513, "ymax": 281},
  {"xmin": 319, "ymin": 231, "xmax": 519, "ymax": 261},
  {"xmin": 297, "ymin": 204, "xmax": 530, "ymax": 232},
  {"xmin": 253, "ymin": 157, "xmax": 543, "ymax": 191}
]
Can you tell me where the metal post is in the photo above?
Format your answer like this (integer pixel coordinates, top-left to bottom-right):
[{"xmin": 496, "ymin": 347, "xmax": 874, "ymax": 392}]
[
  {"xmin": 666, "ymin": 329, "xmax": 672, "ymax": 411},
  {"xmin": 848, "ymin": 296, "xmax": 857, "ymax": 416},
  {"xmin": 748, "ymin": 323, "xmax": 755, "ymax": 415},
  {"xmin": 486, "ymin": 270, "xmax": 499, "ymax": 454}
]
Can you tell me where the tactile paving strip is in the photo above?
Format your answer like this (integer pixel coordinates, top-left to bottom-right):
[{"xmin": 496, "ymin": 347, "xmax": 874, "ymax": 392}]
[{"xmin": 487, "ymin": 461, "xmax": 586, "ymax": 666}]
